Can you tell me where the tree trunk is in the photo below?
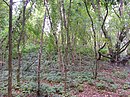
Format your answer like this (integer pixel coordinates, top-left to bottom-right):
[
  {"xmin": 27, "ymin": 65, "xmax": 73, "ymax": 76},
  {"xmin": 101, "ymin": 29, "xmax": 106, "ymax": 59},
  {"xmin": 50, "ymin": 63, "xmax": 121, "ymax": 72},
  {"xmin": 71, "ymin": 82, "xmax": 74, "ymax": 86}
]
[
  {"xmin": 119, "ymin": 0, "xmax": 123, "ymax": 16},
  {"xmin": 8, "ymin": 0, "xmax": 13, "ymax": 96},
  {"xmin": 45, "ymin": 2, "xmax": 58, "ymax": 52},
  {"xmin": 17, "ymin": 0, "xmax": 26, "ymax": 86},
  {"xmin": 17, "ymin": 52, "xmax": 21, "ymax": 86},
  {"xmin": 37, "ymin": 10, "xmax": 46, "ymax": 97},
  {"xmin": 84, "ymin": 1, "xmax": 98, "ymax": 79},
  {"xmin": 59, "ymin": 0, "xmax": 65, "ymax": 73}
]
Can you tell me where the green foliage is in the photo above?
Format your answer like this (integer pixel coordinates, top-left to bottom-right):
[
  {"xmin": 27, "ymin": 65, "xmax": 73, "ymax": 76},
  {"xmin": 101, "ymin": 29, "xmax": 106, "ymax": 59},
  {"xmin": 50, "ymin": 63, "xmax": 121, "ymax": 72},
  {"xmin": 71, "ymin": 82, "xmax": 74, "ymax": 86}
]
[
  {"xmin": 45, "ymin": 72, "xmax": 62, "ymax": 83},
  {"xmin": 108, "ymin": 84, "xmax": 118, "ymax": 92},
  {"xmin": 77, "ymin": 84, "xmax": 84, "ymax": 92},
  {"xmin": 0, "ymin": 83, "xmax": 7, "ymax": 94},
  {"xmin": 87, "ymin": 78, "xmax": 95, "ymax": 86},
  {"xmin": 20, "ymin": 82, "xmax": 34, "ymax": 93},
  {"xmin": 46, "ymin": 75, "xmax": 61, "ymax": 83},
  {"xmin": 99, "ymin": 48, "xmax": 108, "ymax": 54},
  {"xmin": 68, "ymin": 71, "xmax": 93, "ymax": 82},
  {"xmin": 98, "ymin": 77, "xmax": 114, "ymax": 84},
  {"xmin": 123, "ymin": 83, "xmax": 130, "ymax": 90},
  {"xmin": 12, "ymin": 43, "xmax": 39, "ymax": 58},
  {"xmin": 61, "ymin": 92, "xmax": 71, "ymax": 97},
  {"xmin": 11, "ymin": 81, "xmax": 37, "ymax": 96},
  {"xmin": 45, "ymin": 34, "xmax": 56, "ymax": 53},
  {"xmin": 22, "ymin": 44, "xmax": 39, "ymax": 54},
  {"xmin": 96, "ymin": 82, "xmax": 106, "ymax": 90},
  {"xmin": 0, "ymin": 1, "xmax": 8, "ymax": 30},
  {"xmin": 77, "ymin": 47, "xmax": 94, "ymax": 56},
  {"xmin": 53, "ymin": 84, "xmax": 64, "ymax": 94},
  {"xmin": 1, "ymin": 0, "xmax": 130, "ymax": 96},
  {"xmin": 27, "ymin": 23, "xmax": 40, "ymax": 37},
  {"xmin": 23, "ymin": 75, "xmax": 37, "ymax": 82},
  {"xmin": 113, "ymin": 70, "xmax": 128, "ymax": 79},
  {"xmin": 40, "ymin": 83, "xmax": 55, "ymax": 94},
  {"xmin": 40, "ymin": 83, "xmax": 64, "ymax": 95},
  {"xmin": 49, "ymin": 0, "xmax": 59, "ymax": 29}
]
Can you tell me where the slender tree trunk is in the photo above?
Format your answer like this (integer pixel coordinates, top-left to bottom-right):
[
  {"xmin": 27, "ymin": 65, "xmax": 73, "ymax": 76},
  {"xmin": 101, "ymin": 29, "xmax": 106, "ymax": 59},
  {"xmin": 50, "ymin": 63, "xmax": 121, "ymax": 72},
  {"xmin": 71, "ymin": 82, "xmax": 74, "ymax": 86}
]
[
  {"xmin": 66, "ymin": 0, "xmax": 71, "ymax": 52},
  {"xmin": 71, "ymin": 33, "xmax": 76, "ymax": 65},
  {"xmin": 37, "ymin": 51, "xmax": 41, "ymax": 96},
  {"xmin": 57, "ymin": 0, "xmax": 64, "ymax": 73},
  {"xmin": 59, "ymin": 0, "xmax": 65, "ymax": 74},
  {"xmin": 17, "ymin": 0, "xmax": 26, "ymax": 86},
  {"xmin": 61, "ymin": 0, "xmax": 67, "ymax": 29},
  {"xmin": 45, "ymin": 1, "xmax": 58, "ymax": 52},
  {"xmin": 8, "ymin": 0, "xmax": 13, "ymax": 96},
  {"xmin": 60, "ymin": 0, "xmax": 67, "ymax": 93},
  {"xmin": 119, "ymin": 0, "xmax": 123, "ymax": 16},
  {"xmin": 37, "ymin": 11, "xmax": 46, "ymax": 97},
  {"xmin": 64, "ymin": 0, "xmax": 72, "ymax": 93},
  {"xmin": 91, "ymin": 0, "xmax": 96, "ymax": 12},
  {"xmin": 97, "ymin": 0, "xmax": 102, "ymax": 21},
  {"xmin": 115, "ymin": 0, "xmax": 124, "ymax": 61},
  {"xmin": 101, "ymin": 2, "xmax": 114, "ymax": 62},
  {"xmin": 17, "ymin": 52, "xmax": 21, "ymax": 86},
  {"xmin": 84, "ymin": 1, "xmax": 97, "ymax": 79}
]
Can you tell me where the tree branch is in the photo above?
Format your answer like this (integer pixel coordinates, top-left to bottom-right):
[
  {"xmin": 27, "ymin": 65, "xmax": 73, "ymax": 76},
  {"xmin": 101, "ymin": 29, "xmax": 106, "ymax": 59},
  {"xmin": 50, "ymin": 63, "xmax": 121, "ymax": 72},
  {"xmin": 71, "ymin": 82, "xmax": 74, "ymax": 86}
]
[
  {"xmin": 83, "ymin": 1, "xmax": 96, "ymax": 37},
  {"xmin": 101, "ymin": 3, "xmax": 109, "ymax": 38},
  {"xmin": 3, "ymin": 0, "xmax": 9, "ymax": 6},
  {"xmin": 119, "ymin": 40, "xmax": 130, "ymax": 54},
  {"xmin": 99, "ymin": 53, "xmax": 112, "ymax": 59},
  {"xmin": 97, "ymin": 42, "xmax": 112, "ymax": 60},
  {"xmin": 112, "ymin": 7, "xmax": 120, "ymax": 19},
  {"xmin": 98, "ymin": 42, "xmax": 107, "ymax": 51}
]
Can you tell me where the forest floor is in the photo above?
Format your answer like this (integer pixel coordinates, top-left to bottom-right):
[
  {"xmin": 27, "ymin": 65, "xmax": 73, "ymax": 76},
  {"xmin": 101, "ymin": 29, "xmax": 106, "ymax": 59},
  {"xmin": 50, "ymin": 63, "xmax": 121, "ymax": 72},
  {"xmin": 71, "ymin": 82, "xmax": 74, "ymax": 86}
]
[
  {"xmin": 0, "ymin": 53, "xmax": 130, "ymax": 97},
  {"xmin": 75, "ymin": 61, "xmax": 130, "ymax": 97}
]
